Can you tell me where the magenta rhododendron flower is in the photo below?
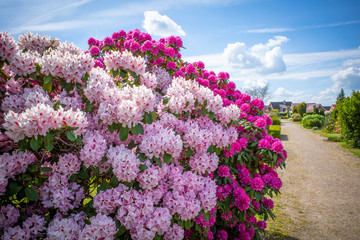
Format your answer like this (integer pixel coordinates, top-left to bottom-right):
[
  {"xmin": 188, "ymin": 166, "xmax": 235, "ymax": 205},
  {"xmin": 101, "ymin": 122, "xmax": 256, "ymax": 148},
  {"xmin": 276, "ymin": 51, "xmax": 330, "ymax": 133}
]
[
  {"xmin": 185, "ymin": 63, "xmax": 196, "ymax": 74},
  {"xmin": 271, "ymin": 140, "xmax": 284, "ymax": 154},
  {"xmin": 217, "ymin": 165, "xmax": 230, "ymax": 177},
  {"xmin": 258, "ymin": 139, "xmax": 270, "ymax": 149},
  {"xmin": 251, "ymin": 177, "xmax": 264, "ymax": 191},
  {"xmin": 254, "ymin": 118, "xmax": 266, "ymax": 128}
]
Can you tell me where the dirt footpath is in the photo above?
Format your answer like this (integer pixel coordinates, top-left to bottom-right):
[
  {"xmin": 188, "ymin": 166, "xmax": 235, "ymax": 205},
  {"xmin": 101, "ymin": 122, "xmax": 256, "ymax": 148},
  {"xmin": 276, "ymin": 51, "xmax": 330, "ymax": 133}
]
[{"xmin": 269, "ymin": 120, "xmax": 360, "ymax": 240}]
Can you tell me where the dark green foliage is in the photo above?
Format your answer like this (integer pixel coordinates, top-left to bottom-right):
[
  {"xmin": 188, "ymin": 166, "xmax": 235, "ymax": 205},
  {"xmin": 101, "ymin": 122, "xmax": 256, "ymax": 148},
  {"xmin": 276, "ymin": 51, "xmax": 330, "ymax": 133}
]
[
  {"xmin": 302, "ymin": 114, "xmax": 325, "ymax": 129},
  {"xmin": 337, "ymin": 91, "xmax": 360, "ymax": 148},
  {"xmin": 319, "ymin": 109, "xmax": 325, "ymax": 116},
  {"xmin": 298, "ymin": 102, "xmax": 306, "ymax": 117},
  {"xmin": 314, "ymin": 106, "xmax": 319, "ymax": 115},
  {"xmin": 337, "ymin": 88, "xmax": 345, "ymax": 103},
  {"xmin": 292, "ymin": 105, "xmax": 298, "ymax": 114},
  {"xmin": 268, "ymin": 125, "xmax": 281, "ymax": 139}
]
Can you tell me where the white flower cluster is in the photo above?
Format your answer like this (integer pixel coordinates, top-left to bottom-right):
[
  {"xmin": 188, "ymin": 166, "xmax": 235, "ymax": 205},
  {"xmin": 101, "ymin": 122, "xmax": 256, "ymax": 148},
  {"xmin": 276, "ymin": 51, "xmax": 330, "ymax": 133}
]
[
  {"xmin": 107, "ymin": 144, "xmax": 140, "ymax": 182},
  {"xmin": 103, "ymin": 51, "xmax": 146, "ymax": 76},
  {"xmin": 40, "ymin": 49, "xmax": 94, "ymax": 83},
  {"xmin": 3, "ymin": 103, "xmax": 88, "ymax": 142},
  {"xmin": 17, "ymin": 32, "xmax": 60, "ymax": 54},
  {"xmin": 165, "ymin": 77, "xmax": 224, "ymax": 115},
  {"xmin": 0, "ymin": 32, "xmax": 17, "ymax": 62}
]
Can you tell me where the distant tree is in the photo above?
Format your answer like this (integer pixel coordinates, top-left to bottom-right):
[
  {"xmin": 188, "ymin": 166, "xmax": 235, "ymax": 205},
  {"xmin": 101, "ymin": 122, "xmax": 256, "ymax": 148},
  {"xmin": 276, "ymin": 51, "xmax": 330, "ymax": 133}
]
[
  {"xmin": 245, "ymin": 83, "xmax": 271, "ymax": 102},
  {"xmin": 319, "ymin": 109, "xmax": 325, "ymax": 116},
  {"xmin": 337, "ymin": 88, "xmax": 345, "ymax": 103},
  {"xmin": 337, "ymin": 90, "xmax": 360, "ymax": 148},
  {"xmin": 298, "ymin": 102, "xmax": 307, "ymax": 117},
  {"xmin": 292, "ymin": 105, "xmax": 298, "ymax": 113},
  {"xmin": 314, "ymin": 106, "xmax": 319, "ymax": 115}
]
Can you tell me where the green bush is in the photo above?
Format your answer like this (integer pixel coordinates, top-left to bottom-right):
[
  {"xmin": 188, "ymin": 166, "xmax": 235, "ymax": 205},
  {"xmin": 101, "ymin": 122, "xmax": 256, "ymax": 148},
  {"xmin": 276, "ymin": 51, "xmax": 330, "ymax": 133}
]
[
  {"xmin": 271, "ymin": 115, "xmax": 281, "ymax": 125},
  {"xmin": 291, "ymin": 113, "xmax": 302, "ymax": 122},
  {"xmin": 269, "ymin": 125, "xmax": 281, "ymax": 139},
  {"xmin": 302, "ymin": 114, "xmax": 325, "ymax": 128},
  {"xmin": 337, "ymin": 91, "xmax": 360, "ymax": 148},
  {"xmin": 312, "ymin": 127, "xmax": 319, "ymax": 130}
]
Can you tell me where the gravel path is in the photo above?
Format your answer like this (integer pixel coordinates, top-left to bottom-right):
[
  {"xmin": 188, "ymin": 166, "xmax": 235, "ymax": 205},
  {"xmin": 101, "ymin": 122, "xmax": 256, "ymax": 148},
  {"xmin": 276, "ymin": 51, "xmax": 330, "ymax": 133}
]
[{"xmin": 273, "ymin": 120, "xmax": 360, "ymax": 240}]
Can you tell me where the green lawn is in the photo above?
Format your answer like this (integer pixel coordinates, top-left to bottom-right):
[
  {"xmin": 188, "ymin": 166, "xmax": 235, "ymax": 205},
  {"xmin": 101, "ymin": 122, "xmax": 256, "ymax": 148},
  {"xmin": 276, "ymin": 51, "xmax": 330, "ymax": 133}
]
[{"xmin": 311, "ymin": 130, "xmax": 360, "ymax": 158}]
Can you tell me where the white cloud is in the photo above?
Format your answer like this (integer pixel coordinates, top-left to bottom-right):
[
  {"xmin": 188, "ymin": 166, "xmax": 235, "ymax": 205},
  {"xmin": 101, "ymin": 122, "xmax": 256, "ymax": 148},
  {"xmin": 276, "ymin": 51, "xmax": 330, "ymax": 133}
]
[
  {"xmin": 319, "ymin": 66, "xmax": 360, "ymax": 100},
  {"xmin": 273, "ymin": 87, "xmax": 313, "ymax": 103},
  {"xmin": 223, "ymin": 36, "xmax": 289, "ymax": 74},
  {"xmin": 143, "ymin": 11, "xmax": 185, "ymax": 37},
  {"xmin": 343, "ymin": 58, "xmax": 360, "ymax": 67}
]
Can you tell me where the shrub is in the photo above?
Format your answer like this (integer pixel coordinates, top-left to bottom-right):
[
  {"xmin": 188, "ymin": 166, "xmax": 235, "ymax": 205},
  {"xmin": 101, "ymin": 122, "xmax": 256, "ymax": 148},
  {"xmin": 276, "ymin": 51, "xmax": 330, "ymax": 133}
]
[
  {"xmin": 269, "ymin": 125, "xmax": 281, "ymax": 139},
  {"xmin": 337, "ymin": 91, "xmax": 360, "ymax": 148},
  {"xmin": 271, "ymin": 115, "xmax": 281, "ymax": 125},
  {"xmin": 302, "ymin": 114, "xmax": 325, "ymax": 128},
  {"xmin": 312, "ymin": 127, "xmax": 319, "ymax": 130},
  {"xmin": 291, "ymin": 113, "xmax": 302, "ymax": 122},
  {"xmin": 0, "ymin": 30, "xmax": 286, "ymax": 239},
  {"xmin": 298, "ymin": 102, "xmax": 306, "ymax": 117}
]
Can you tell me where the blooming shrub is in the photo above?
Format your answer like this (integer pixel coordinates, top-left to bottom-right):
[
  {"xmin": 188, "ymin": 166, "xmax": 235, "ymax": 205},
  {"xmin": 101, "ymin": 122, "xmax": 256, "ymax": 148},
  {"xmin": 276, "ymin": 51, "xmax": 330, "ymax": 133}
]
[{"xmin": 0, "ymin": 29, "xmax": 286, "ymax": 239}]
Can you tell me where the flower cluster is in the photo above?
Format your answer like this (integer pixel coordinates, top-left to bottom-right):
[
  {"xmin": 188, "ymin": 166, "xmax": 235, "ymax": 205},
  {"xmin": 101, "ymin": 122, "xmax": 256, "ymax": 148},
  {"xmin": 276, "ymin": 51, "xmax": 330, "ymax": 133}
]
[{"xmin": 0, "ymin": 29, "xmax": 286, "ymax": 240}]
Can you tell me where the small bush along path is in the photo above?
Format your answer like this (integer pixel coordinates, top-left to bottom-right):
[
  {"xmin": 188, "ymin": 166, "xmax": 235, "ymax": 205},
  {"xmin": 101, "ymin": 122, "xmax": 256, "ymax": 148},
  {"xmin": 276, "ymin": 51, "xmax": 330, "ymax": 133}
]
[{"xmin": 266, "ymin": 120, "xmax": 360, "ymax": 240}]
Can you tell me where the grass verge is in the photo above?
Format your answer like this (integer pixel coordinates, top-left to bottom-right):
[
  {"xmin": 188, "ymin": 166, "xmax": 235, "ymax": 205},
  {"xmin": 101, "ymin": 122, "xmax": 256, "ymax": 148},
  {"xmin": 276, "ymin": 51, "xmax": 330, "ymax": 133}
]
[
  {"xmin": 339, "ymin": 142, "xmax": 360, "ymax": 158},
  {"xmin": 311, "ymin": 130, "xmax": 360, "ymax": 158}
]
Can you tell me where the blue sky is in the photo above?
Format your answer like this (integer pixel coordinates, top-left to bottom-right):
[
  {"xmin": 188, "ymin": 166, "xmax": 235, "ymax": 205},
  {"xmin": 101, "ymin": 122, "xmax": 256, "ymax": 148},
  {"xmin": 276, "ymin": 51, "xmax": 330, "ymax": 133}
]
[{"xmin": 1, "ymin": 0, "xmax": 360, "ymax": 105}]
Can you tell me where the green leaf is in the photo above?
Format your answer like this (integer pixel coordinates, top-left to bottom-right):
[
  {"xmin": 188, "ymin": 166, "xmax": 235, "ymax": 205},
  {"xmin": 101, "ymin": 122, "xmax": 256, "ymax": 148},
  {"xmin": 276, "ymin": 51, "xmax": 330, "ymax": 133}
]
[
  {"xmin": 45, "ymin": 133, "xmax": 54, "ymax": 151},
  {"xmin": 151, "ymin": 111, "xmax": 157, "ymax": 121},
  {"xmin": 29, "ymin": 72, "xmax": 37, "ymax": 80},
  {"xmin": 69, "ymin": 174, "xmax": 76, "ymax": 182},
  {"xmin": 25, "ymin": 187, "xmax": 37, "ymax": 201},
  {"xmin": 85, "ymin": 101, "xmax": 94, "ymax": 112},
  {"xmin": 203, "ymin": 211, "xmax": 211, "ymax": 222},
  {"xmin": 186, "ymin": 148, "xmax": 193, "ymax": 158},
  {"xmin": 44, "ymin": 75, "xmax": 52, "ymax": 83},
  {"xmin": 112, "ymin": 69, "xmax": 119, "ymax": 78},
  {"xmin": 43, "ymin": 81, "xmax": 52, "ymax": 93},
  {"xmin": 120, "ymin": 70, "xmax": 127, "ymax": 78},
  {"xmin": 137, "ymin": 123, "xmax": 144, "ymax": 135},
  {"xmin": 66, "ymin": 131, "xmax": 76, "ymax": 142},
  {"xmin": 208, "ymin": 112, "xmax": 215, "ymax": 120},
  {"xmin": 110, "ymin": 175, "xmax": 119, "ymax": 187},
  {"xmin": 207, "ymin": 145, "xmax": 215, "ymax": 154},
  {"xmin": 163, "ymin": 98, "xmax": 169, "ymax": 104},
  {"xmin": 184, "ymin": 220, "xmax": 194, "ymax": 230},
  {"xmin": 146, "ymin": 112, "xmax": 153, "ymax": 124},
  {"xmin": 138, "ymin": 153, "xmax": 147, "ymax": 162},
  {"xmin": 204, "ymin": 100, "xmax": 208, "ymax": 106},
  {"xmin": 108, "ymin": 124, "xmax": 115, "ymax": 133},
  {"xmin": 201, "ymin": 108, "xmax": 207, "ymax": 117},
  {"xmin": 8, "ymin": 182, "xmax": 22, "ymax": 195},
  {"xmin": 40, "ymin": 167, "xmax": 53, "ymax": 172},
  {"xmin": 30, "ymin": 136, "xmax": 42, "ymax": 151},
  {"xmin": 155, "ymin": 157, "xmax": 162, "ymax": 168},
  {"xmin": 163, "ymin": 153, "xmax": 172, "ymax": 163},
  {"xmin": 117, "ymin": 225, "xmax": 127, "ymax": 236},
  {"xmin": 131, "ymin": 124, "xmax": 140, "ymax": 135},
  {"xmin": 139, "ymin": 164, "xmax": 148, "ymax": 172},
  {"xmin": 78, "ymin": 167, "xmax": 89, "ymax": 179},
  {"xmin": 119, "ymin": 126, "xmax": 129, "ymax": 141}
]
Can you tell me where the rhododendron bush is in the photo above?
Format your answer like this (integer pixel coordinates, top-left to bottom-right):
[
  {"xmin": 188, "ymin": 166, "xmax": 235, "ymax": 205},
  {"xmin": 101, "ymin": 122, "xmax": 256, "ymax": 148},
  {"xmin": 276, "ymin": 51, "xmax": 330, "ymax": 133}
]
[{"xmin": 0, "ymin": 29, "xmax": 286, "ymax": 240}]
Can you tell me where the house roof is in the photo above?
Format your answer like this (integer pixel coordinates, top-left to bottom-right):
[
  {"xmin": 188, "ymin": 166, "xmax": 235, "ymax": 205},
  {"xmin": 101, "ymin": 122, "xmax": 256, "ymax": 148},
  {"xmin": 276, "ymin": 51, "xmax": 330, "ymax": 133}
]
[
  {"xmin": 306, "ymin": 103, "xmax": 326, "ymax": 112},
  {"xmin": 269, "ymin": 101, "xmax": 292, "ymax": 110}
]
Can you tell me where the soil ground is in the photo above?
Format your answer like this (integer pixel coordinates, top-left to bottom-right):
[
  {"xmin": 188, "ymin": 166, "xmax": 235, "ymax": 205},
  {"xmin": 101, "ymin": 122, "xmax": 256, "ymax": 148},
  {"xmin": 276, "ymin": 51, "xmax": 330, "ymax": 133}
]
[{"xmin": 264, "ymin": 120, "xmax": 360, "ymax": 240}]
